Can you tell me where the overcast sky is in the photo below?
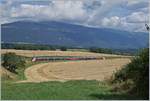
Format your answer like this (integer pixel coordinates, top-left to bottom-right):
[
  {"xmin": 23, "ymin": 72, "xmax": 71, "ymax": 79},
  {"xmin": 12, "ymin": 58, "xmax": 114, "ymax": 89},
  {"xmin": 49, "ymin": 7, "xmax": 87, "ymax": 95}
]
[{"xmin": 0, "ymin": 0, "xmax": 149, "ymax": 32}]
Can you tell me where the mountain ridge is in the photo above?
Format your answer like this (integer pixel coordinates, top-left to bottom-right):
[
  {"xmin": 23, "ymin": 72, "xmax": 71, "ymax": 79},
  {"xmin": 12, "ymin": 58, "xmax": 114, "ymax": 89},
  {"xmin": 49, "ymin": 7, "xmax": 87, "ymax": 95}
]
[{"xmin": 1, "ymin": 20, "xmax": 148, "ymax": 49}]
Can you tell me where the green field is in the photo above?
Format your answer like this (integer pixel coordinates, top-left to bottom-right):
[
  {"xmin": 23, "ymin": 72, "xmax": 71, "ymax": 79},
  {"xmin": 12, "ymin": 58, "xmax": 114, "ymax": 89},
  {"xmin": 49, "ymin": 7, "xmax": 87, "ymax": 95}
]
[{"xmin": 1, "ymin": 80, "xmax": 141, "ymax": 100}]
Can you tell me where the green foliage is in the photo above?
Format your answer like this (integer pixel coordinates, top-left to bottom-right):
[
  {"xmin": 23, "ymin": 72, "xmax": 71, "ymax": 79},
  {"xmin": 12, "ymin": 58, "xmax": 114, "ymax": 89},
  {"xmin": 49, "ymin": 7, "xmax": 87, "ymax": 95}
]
[
  {"xmin": 2, "ymin": 52, "xmax": 25, "ymax": 73},
  {"xmin": 89, "ymin": 47, "xmax": 138, "ymax": 55},
  {"xmin": 113, "ymin": 48, "xmax": 149, "ymax": 99},
  {"xmin": 89, "ymin": 47, "xmax": 113, "ymax": 54},
  {"xmin": 60, "ymin": 47, "xmax": 67, "ymax": 51},
  {"xmin": 2, "ymin": 43, "xmax": 137, "ymax": 55},
  {"xmin": 2, "ymin": 43, "xmax": 56, "ymax": 50}
]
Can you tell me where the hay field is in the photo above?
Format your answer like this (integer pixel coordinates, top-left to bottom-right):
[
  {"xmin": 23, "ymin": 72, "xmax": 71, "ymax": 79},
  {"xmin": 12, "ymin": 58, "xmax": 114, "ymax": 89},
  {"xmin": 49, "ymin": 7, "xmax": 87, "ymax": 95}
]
[
  {"xmin": 19, "ymin": 58, "xmax": 130, "ymax": 83},
  {"xmin": 2, "ymin": 49, "xmax": 131, "ymax": 83},
  {"xmin": 1, "ymin": 49, "xmax": 130, "ymax": 58}
]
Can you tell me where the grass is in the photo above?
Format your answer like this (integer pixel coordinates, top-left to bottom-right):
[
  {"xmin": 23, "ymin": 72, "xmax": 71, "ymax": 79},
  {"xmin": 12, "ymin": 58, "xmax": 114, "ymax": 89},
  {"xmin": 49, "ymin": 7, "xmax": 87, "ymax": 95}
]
[
  {"xmin": 1, "ymin": 80, "xmax": 141, "ymax": 100},
  {"xmin": 67, "ymin": 49, "xmax": 89, "ymax": 52},
  {"xmin": 16, "ymin": 60, "xmax": 41, "ymax": 80},
  {"xmin": 13, "ymin": 57, "xmax": 49, "ymax": 80}
]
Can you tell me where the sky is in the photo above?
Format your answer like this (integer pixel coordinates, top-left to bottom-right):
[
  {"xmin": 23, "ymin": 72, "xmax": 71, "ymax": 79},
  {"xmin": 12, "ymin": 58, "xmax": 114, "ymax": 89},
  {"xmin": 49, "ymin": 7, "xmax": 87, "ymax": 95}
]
[{"xmin": 0, "ymin": 0, "xmax": 149, "ymax": 32}]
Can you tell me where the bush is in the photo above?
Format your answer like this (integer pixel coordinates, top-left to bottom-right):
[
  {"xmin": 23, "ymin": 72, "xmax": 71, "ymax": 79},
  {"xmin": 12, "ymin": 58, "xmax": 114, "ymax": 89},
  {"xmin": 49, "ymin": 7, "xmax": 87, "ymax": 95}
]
[
  {"xmin": 60, "ymin": 47, "xmax": 67, "ymax": 51},
  {"xmin": 2, "ymin": 52, "xmax": 25, "ymax": 73},
  {"xmin": 112, "ymin": 48, "xmax": 149, "ymax": 99},
  {"xmin": 89, "ymin": 47, "xmax": 112, "ymax": 54}
]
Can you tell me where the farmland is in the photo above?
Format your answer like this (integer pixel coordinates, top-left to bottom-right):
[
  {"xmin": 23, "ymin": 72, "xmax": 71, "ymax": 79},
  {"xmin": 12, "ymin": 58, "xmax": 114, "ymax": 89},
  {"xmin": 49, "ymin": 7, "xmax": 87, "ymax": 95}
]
[
  {"xmin": 19, "ymin": 58, "xmax": 130, "ymax": 83},
  {"xmin": 1, "ymin": 49, "xmax": 131, "ymax": 57},
  {"xmin": 1, "ymin": 49, "xmax": 139, "ymax": 100},
  {"xmin": 1, "ymin": 49, "xmax": 132, "ymax": 82}
]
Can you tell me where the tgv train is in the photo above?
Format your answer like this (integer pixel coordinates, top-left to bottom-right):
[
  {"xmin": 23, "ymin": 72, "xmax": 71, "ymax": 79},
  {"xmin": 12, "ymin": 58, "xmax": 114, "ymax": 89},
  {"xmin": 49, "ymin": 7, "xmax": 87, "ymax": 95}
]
[{"xmin": 31, "ymin": 56, "xmax": 104, "ymax": 62}]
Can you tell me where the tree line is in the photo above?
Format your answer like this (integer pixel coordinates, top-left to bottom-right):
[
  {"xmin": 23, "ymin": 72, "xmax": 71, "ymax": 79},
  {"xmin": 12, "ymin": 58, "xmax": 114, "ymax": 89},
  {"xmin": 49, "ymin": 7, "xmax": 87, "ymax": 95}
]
[
  {"xmin": 2, "ymin": 43, "xmax": 56, "ymax": 50},
  {"xmin": 1, "ymin": 43, "xmax": 69, "ymax": 51},
  {"xmin": 2, "ymin": 43, "xmax": 137, "ymax": 55},
  {"xmin": 89, "ymin": 47, "xmax": 137, "ymax": 55}
]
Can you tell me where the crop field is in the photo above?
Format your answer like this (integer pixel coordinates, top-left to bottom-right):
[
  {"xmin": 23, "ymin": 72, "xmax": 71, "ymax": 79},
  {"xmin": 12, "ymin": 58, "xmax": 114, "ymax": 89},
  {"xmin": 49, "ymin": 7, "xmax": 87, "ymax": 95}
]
[
  {"xmin": 1, "ymin": 49, "xmax": 131, "ymax": 58},
  {"xmin": 1, "ymin": 49, "xmax": 132, "ymax": 83},
  {"xmin": 1, "ymin": 49, "xmax": 132, "ymax": 82},
  {"xmin": 18, "ymin": 58, "xmax": 130, "ymax": 83}
]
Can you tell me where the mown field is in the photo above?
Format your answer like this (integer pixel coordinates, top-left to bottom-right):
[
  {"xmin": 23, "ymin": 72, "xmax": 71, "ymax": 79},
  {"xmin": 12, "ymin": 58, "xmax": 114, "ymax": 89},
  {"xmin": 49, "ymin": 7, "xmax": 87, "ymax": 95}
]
[{"xmin": 21, "ymin": 58, "xmax": 130, "ymax": 83}]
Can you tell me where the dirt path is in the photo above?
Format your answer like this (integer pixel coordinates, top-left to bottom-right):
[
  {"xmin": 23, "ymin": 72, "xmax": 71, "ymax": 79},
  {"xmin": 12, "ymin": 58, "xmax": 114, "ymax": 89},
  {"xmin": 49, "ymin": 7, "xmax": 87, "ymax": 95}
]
[{"xmin": 19, "ymin": 58, "xmax": 130, "ymax": 83}]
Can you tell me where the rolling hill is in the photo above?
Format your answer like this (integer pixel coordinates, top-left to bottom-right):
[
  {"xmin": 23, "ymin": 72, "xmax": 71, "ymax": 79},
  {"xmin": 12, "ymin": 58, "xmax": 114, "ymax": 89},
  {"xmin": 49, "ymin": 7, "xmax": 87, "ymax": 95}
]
[{"xmin": 1, "ymin": 21, "xmax": 148, "ymax": 49}]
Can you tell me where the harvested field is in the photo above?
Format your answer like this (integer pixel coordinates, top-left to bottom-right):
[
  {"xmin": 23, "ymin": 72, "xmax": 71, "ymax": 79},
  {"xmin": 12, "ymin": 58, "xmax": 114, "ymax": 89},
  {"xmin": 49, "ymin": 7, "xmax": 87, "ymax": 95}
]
[
  {"xmin": 1, "ymin": 49, "xmax": 131, "ymax": 58},
  {"xmin": 19, "ymin": 58, "xmax": 130, "ymax": 83},
  {"xmin": 2, "ymin": 49, "xmax": 132, "ymax": 83}
]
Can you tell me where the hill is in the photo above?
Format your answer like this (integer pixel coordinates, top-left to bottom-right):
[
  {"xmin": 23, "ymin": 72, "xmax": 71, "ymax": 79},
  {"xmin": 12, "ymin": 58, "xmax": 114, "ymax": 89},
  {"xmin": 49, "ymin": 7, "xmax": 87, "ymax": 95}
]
[{"xmin": 1, "ymin": 21, "xmax": 148, "ymax": 49}]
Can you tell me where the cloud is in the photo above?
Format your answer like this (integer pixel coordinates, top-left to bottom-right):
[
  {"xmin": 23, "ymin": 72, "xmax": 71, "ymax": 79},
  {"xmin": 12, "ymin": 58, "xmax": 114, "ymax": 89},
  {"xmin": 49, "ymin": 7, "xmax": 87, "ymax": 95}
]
[
  {"xmin": 101, "ymin": 16, "xmax": 121, "ymax": 27},
  {"xmin": 0, "ymin": 0, "xmax": 149, "ymax": 32},
  {"xmin": 1, "ymin": 0, "xmax": 88, "ymax": 22},
  {"xmin": 95, "ymin": 13, "xmax": 148, "ymax": 32},
  {"xmin": 125, "ymin": 12, "xmax": 148, "ymax": 23}
]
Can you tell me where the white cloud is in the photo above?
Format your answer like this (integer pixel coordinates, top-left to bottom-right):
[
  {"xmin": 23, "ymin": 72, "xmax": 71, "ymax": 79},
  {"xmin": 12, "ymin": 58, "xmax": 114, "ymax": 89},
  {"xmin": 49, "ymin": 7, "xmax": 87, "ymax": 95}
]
[
  {"xmin": 125, "ymin": 12, "xmax": 148, "ymax": 23},
  {"xmin": 0, "ymin": 0, "xmax": 149, "ymax": 32},
  {"xmin": 86, "ymin": 0, "xmax": 123, "ymax": 24},
  {"xmin": 101, "ymin": 16, "xmax": 121, "ymax": 27},
  {"xmin": 91, "ymin": 11, "xmax": 148, "ymax": 32},
  {"xmin": 126, "ymin": 0, "xmax": 148, "ymax": 6},
  {"xmin": 6, "ymin": 1, "xmax": 88, "ymax": 22}
]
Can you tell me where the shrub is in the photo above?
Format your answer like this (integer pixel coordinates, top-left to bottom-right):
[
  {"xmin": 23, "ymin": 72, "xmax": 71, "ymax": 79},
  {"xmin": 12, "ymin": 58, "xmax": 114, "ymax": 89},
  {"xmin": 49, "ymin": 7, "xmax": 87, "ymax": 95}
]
[
  {"xmin": 2, "ymin": 52, "xmax": 25, "ymax": 73},
  {"xmin": 89, "ymin": 47, "xmax": 112, "ymax": 54},
  {"xmin": 112, "ymin": 48, "xmax": 149, "ymax": 99},
  {"xmin": 60, "ymin": 47, "xmax": 67, "ymax": 51}
]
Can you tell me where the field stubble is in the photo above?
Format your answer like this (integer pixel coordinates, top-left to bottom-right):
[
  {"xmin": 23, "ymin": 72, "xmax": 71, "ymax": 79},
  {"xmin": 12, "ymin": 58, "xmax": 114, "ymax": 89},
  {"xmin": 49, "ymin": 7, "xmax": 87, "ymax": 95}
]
[
  {"xmin": 19, "ymin": 58, "xmax": 130, "ymax": 83},
  {"xmin": 1, "ymin": 49, "xmax": 131, "ymax": 83}
]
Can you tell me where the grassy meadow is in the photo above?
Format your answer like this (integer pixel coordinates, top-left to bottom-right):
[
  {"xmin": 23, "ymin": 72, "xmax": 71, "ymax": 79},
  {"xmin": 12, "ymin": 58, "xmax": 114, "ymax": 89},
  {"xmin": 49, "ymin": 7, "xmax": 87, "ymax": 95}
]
[{"xmin": 1, "ymin": 80, "xmax": 141, "ymax": 100}]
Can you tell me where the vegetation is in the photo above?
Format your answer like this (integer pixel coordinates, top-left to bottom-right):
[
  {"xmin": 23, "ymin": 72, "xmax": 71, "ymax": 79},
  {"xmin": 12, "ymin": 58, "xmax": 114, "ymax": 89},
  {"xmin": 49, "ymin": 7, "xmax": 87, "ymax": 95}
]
[
  {"xmin": 60, "ymin": 46, "xmax": 67, "ymax": 51},
  {"xmin": 1, "ymin": 53, "xmax": 47, "ymax": 81},
  {"xmin": 1, "ymin": 46, "xmax": 147, "ymax": 100},
  {"xmin": 2, "ymin": 43, "xmax": 56, "ymax": 50},
  {"xmin": 16, "ymin": 58, "xmax": 44, "ymax": 80},
  {"xmin": 2, "ymin": 43, "xmax": 137, "ymax": 55},
  {"xmin": 1, "ymin": 80, "xmax": 141, "ymax": 100},
  {"xmin": 2, "ymin": 52, "xmax": 26, "ymax": 73},
  {"xmin": 90, "ymin": 47, "xmax": 113, "ymax": 54},
  {"xmin": 112, "ymin": 48, "xmax": 149, "ymax": 99},
  {"xmin": 89, "ymin": 47, "xmax": 138, "ymax": 55},
  {"xmin": 111, "ymin": 49, "xmax": 138, "ymax": 55}
]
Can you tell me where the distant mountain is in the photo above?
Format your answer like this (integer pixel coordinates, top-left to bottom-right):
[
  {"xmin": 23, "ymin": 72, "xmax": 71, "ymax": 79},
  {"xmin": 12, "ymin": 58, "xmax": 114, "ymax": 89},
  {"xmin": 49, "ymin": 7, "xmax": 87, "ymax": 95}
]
[{"xmin": 1, "ymin": 21, "xmax": 149, "ymax": 49}]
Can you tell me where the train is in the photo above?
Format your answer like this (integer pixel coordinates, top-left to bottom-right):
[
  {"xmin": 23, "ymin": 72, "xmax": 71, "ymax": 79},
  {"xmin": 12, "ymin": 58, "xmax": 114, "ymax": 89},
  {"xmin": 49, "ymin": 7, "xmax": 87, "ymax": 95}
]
[{"xmin": 31, "ymin": 56, "xmax": 104, "ymax": 62}]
